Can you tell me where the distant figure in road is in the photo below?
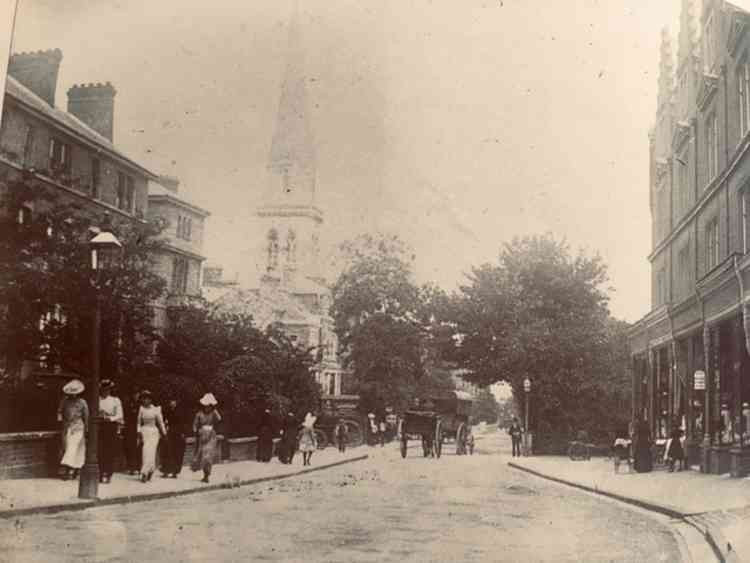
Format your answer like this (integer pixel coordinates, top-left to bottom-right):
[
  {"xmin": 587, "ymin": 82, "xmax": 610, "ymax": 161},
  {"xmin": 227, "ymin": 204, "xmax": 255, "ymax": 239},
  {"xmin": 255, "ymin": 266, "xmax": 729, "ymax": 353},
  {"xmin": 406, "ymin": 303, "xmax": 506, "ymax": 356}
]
[
  {"xmin": 192, "ymin": 393, "xmax": 222, "ymax": 483},
  {"xmin": 666, "ymin": 426, "xmax": 685, "ymax": 472},
  {"xmin": 123, "ymin": 391, "xmax": 142, "ymax": 475},
  {"xmin": 257, "ymin": 408, "xmax": 274, "ymax": 462},
  {"xmin": 335, "ymin": 418, "xmax": 348, "ymax": 453},
  {"xmin": 161, "ymin": 398, "xmax": 188, "ymax": 478},
  {"xmin": 508, "ymin": 417, "xmax": 523, "ymax": 457},
  {"xmin": 379, "ymin": 420, "xmax": 386, "ymax": 447},
  {"xmin": 57, "ymin": 379, "xmax": 89, "ymax": 481},
  {"xmin": 278, "ymin": 412, "xmax": 298, "ymax": 464},
  {"xmin": 298, "ymin": 412, "xmax": 318, "ymax": 466},
  {"xmin": 98, "ymin": 379, "xmax": 123, "ymax": 484},
  {"xmin": 633, "ymin": 418, "xmax": 653, "ymax": 473},
  {"xmin": 137, "ymin": 390, "xmax": 166, "ymax": 483}
]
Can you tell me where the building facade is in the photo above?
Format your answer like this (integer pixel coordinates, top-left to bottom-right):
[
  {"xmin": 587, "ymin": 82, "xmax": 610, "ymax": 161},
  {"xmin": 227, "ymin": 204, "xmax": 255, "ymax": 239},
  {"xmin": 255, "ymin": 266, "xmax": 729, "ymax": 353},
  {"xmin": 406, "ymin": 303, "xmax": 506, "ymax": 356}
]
[{"xmin": 630, "ymin": 0, "xmax": 750, "ymax": 476}]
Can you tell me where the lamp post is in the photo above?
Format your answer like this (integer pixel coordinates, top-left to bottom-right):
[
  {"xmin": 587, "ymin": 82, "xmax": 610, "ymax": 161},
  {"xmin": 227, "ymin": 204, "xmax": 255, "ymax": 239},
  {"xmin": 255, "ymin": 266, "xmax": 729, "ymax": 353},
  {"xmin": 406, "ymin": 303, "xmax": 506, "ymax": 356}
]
[
  {"xmin": 78, "ymin": 229, "xmax": 122, "ymax": 500},
  {"xmin": 523, "ymin": 377, "xmax": 531, "ymax": 456}
]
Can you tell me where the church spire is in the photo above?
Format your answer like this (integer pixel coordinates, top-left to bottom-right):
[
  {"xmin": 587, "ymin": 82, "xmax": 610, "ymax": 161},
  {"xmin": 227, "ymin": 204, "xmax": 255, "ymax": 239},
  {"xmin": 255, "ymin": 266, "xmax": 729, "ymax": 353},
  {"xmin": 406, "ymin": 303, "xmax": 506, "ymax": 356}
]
[{"xmin": 266, "ymin": 0, "xmax": 317, "ymax": 206}]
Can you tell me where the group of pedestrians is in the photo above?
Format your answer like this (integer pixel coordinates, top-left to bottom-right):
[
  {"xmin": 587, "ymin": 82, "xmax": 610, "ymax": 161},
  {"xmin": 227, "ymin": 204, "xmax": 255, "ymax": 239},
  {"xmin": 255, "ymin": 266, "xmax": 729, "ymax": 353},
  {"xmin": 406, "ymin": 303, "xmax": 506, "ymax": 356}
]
[{"xmin": 57, "ymin": 378, "xmax": 221, "ymax": 484}]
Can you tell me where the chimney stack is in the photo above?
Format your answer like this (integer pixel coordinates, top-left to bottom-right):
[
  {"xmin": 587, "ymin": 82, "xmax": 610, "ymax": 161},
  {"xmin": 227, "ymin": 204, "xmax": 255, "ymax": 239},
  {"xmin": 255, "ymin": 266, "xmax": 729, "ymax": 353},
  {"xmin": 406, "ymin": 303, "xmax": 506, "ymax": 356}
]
[
  {"xmin": 159, "ymin": 175, "xmax": 180, "ymax": 193},
  {"xmin": 8, "ymin": 49, "xmax": 63, "ymax": 107},
  {"xmin": 67, "ymin": 82, "xmax": 117, "ymax": 142}
]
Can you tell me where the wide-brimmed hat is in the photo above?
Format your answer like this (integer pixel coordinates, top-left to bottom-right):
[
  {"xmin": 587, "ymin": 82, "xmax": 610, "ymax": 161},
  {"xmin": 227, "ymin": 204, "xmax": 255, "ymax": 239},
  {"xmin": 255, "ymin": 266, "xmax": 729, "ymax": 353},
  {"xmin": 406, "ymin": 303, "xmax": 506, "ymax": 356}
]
[
  {"xmin": 199, "ymin": 393, "xmax": 217, "ymax": 406},
  {"xmin": 140, "ymin": 389, "xmax": 152, "ymax": 398},
  {"xmin": 62, "ymin": 379, "xmax": 85, "ymax": 395},
  {"xmin": 100, "ymin": 379, "xmax": 115, "ymax": 390}
]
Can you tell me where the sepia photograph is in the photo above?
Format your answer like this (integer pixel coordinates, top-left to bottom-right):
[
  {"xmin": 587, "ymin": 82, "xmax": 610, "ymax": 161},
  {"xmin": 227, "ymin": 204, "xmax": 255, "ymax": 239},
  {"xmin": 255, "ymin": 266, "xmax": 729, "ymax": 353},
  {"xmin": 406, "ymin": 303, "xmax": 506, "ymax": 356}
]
[{"xmin": 0, "ymin": 0, "xmax": 749, "ymax": 561}]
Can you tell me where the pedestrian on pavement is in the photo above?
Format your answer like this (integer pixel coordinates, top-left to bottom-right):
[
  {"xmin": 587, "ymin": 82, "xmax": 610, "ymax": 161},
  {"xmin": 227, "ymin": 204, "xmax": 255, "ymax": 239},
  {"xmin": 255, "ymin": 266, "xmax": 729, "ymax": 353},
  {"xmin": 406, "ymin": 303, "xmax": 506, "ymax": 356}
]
[
  {"xmin": 335, "ymin": 418, "xmax": 348, "ymax": 453},
  {"xmin": 368, "ymin": 413, "xmax": 378, "ymax": 446},
  {"xmin": 57, "ymin": 379, "xmax": 88, "ymax": 481},
  {"xmin": 137, "ymin": 390, "xmax": 166, "ymax": 483},
  {"xmin": 508, "ymin": 417, "xmax": 523, "ymax": 457},
  {"xmin": 298, "ymin": 412, "xmax": 318, "ymax": 466},
  {"xmin": 123, "ymin": 391, "xmax": 142, "ymax": 475},
  {"xmin": 379, "ymin": 420, "xmax": 387, "ymax": 447},
  {"xmin": 633, "ymin": 418, "xmax": 653, "ymax": 473},
  {"xmin": 98, "ymin": 379, "xmax": 123, "ymax": 484},
  {"xmin": 257, "ymin": 408, "xmax": 274, "ymax": 462},
  {"xmin": 612, "ymin": 430, "xmax": 631, "ymax": 474},
  {"xmin": 161, "ymin": 398, "xmax": 188, "ymax": 478},
  {"xmin": 278, "ymin": 411, "xmax": 298, "ymax": 464},
  {"xmin": 192, "ymin": 393, "xmax": 221, "ymax": 483},
  {"xmin": 666, "ymin": 426, "xmax": 685, "ymax": 472}
]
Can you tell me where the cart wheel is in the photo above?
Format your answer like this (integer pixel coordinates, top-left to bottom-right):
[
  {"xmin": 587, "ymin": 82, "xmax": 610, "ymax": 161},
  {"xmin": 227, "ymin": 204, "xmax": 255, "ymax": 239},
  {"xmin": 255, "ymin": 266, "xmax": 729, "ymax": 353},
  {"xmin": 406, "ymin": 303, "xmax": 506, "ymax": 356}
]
[
  {"xmin": 400, "ymin": 436, "xmax": 408, "ymax": 458},
  {"xmin": 434, "ymin": 421, "xmax": 442, "ymax": 459},
  {"xmin": 456, "ymin": 423, "xmax": 466, "ymax": 456}
]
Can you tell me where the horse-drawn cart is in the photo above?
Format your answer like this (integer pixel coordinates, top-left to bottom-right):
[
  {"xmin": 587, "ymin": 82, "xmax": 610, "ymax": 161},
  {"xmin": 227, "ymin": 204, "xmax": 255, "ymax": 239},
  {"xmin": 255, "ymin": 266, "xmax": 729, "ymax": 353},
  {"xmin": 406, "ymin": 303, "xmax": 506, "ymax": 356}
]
[{"xmin": 398, "ymin": 390, "xmax": 474, "ymax": 459}]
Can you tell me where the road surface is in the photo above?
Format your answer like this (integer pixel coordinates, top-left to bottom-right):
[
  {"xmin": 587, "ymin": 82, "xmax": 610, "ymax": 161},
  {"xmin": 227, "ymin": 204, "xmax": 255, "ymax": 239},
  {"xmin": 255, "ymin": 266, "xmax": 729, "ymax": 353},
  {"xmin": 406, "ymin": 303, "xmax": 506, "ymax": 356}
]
[{"xmin": 1, "ymin": 432, "xmax": 682, "ymax": 562}]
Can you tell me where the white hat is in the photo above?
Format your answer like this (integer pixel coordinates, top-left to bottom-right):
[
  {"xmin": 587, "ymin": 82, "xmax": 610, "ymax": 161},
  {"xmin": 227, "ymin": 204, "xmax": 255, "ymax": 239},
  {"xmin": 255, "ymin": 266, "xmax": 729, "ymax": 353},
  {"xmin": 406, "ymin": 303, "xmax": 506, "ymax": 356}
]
[
  {"xmin": 368, "ymin": 412, "xmax": 375, "ymax": 419},
  {"xmin": 199, "ymin": 393, "xmax": 217, "ymax": 406},
  {"xmin": 62, "ymin": 379, "xmax": 85, "ymax": 395}
]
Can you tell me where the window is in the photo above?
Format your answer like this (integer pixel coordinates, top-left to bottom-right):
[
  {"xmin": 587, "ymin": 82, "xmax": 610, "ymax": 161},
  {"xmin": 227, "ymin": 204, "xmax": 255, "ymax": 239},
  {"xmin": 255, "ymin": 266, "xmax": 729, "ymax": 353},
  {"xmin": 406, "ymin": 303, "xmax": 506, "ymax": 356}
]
[
  {"xmin": 48, "ymin": 138, "xmax": 70, "ymax": 173},
  {"xmin": 706, "ymin": 113, "xmax": 719, "ymax": 182},
  {"xmin": 171, "ymin": 257, "xmax": 189, "ymax": 294},
  {"xmin": 116, "ymin": 172, "xmax": 135, "ymax": 212},
  {"xmin": 177, "ymin": 215, "xmax": 192, "ymax": 241},
  {"xmin": 704, "ymin": 13, "xmax": 715, "ymax": 72},
  {"xmin": 744, "ymin": 192, "xmax": 750, "ymax": 254},
  {"xmin": 740, "ymin": 59, "xmax": 750, "ymax": 139},
  {"xmin": 22, "ymin": 124, "xmax": 35, "ymax": 165},
  {"xmin": 656, "ymin": 268, "xmax": 666, "ymax": 306},
  {"xmin": 677, "ymin": 147, "xmax": 689, "ymax": 214},
  {"xmin": 91, "ymin": 158, "xmax": 100, "ymax": 199},
  {"xmin": 706, "ymin": 217, "xmax": 720, "ymax": 270},
  {"xmin": 677, "ymin": 245, "xmax": 690, "ymax": 298},
  {"xmin": 17, "ymin": 204, "xmax": 31, "ymax": 225}
]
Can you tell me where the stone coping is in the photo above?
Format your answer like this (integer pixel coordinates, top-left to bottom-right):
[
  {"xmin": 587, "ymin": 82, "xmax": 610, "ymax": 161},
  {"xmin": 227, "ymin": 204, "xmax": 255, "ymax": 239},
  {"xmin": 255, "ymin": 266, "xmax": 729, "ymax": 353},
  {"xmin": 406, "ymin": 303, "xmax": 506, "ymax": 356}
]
[
  {"xmin": 0, "ymin": 431, "xmax": 60, "ymax": 442},
  {"xmin": 227, "ymin": 436, "xmax": 258, "ymax": 444}
]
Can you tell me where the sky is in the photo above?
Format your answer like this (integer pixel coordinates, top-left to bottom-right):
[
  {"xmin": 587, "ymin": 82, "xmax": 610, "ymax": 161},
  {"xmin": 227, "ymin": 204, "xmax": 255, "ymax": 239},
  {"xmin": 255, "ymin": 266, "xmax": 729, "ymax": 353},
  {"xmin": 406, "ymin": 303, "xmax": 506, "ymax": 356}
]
[{"xmin": 10, "ymin": 0, "xmax": 684, "ymax": 322}]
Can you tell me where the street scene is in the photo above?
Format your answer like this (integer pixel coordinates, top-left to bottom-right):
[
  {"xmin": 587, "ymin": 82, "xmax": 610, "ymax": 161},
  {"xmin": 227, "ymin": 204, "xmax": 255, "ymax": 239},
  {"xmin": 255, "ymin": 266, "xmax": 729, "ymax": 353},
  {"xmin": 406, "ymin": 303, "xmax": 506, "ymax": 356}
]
[{"xmin": 1, "ymin": 0, "xmax": 750, "ymax": 561}]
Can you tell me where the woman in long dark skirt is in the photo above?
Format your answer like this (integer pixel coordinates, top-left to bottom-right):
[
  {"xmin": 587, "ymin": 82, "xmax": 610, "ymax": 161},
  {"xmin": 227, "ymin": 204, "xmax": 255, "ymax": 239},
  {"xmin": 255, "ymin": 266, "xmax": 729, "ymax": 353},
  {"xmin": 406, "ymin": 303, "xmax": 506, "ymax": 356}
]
[
  {"xmin": 633, "ymin": 419, "xmax": 653, "ymax": 473},
  {"xmin": 278, "ymin": 412, "xmax": 298, "ymax": 464},
  {"xmin": 667, "ymin": 426, "xmax": 685, "ymax": 472},
  {"xmin": 257, "ymin": 409, "xmax": 274, "ymax": 462}
]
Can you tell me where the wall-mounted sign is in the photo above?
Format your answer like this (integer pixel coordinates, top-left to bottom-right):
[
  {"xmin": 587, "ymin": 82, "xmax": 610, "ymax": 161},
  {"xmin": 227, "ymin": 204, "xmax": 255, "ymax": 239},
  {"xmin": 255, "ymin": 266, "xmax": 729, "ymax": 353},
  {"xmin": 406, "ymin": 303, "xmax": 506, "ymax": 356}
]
[{"xmin": 694, "ymin": 370, "xmax": 706, "ymax": 390}]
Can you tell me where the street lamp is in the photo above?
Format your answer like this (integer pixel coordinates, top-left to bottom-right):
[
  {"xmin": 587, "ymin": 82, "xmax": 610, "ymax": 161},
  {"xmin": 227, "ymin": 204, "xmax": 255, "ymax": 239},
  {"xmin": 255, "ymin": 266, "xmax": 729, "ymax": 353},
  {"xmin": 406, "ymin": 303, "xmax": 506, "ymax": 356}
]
[
  {"xmin": 78, "ymin": 228, "xmax": 122, "ymax": 500},
  {"xmin": 523, "ymin": 377, "xmax": 531, "ymax": 456}
]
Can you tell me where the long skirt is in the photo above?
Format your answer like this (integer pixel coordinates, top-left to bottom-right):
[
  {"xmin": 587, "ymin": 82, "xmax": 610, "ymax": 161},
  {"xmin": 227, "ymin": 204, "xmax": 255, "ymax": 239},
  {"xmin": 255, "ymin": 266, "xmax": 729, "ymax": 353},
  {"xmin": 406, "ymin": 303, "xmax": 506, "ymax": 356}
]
[
  {"xmin": 192, "ymin": 426, "xmax": 217, "ymax": 474},
  {"xmin": 140, "ymin": 426, "xmax": 161, "ymax": 476},
  {"xmin": 60, "ymin": 421, "xmax": 86, "ymax": 469}
]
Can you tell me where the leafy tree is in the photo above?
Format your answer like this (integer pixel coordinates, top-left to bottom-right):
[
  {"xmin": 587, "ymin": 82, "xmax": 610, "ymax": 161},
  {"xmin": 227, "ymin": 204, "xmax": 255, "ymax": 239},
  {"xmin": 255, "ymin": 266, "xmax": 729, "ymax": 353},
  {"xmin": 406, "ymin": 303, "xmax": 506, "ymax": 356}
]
[
  {"xmin": 451, "ymin": 234, "xmax": 630, "ymax": 450},
  {"xmin": 471, "ymin": 387, "xmax": 499, "ymax": 424},
  {"xmin": 0, "ymin": 176, "xmax": 166, "ymax": 382}
]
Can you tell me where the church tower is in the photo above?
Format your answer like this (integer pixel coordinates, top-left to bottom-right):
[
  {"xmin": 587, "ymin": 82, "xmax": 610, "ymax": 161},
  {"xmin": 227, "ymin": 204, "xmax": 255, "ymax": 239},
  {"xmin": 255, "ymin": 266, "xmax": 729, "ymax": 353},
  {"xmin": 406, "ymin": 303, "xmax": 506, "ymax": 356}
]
[{"xmin": 257, "ymin": 1, "xmax": 324, "ymax": 289}]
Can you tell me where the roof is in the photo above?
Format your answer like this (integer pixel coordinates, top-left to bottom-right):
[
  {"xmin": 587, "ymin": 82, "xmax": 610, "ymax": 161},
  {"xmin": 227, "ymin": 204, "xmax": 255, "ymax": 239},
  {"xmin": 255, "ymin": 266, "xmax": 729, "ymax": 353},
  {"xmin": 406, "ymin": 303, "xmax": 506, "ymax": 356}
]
[
  {"xmin": 210, "ymin": 285, "xmax": 319, "ymax": 329},
  {"xmin": 147, "ymin": 180, "xmax": 211, "ymax": 217},
  {"xmin": 5, "ymin": 76, "xmax": 157, "ymax": 179}
]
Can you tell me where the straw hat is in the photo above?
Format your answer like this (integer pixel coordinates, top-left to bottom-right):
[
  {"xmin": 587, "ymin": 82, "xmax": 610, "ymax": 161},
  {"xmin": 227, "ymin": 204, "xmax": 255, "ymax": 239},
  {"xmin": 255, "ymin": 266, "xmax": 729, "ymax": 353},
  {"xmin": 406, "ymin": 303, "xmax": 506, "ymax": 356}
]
[
  {"xmin": 62, "ymin": 379, "xmax": 85, "ymax": 395},
  {"xmin": 199, "ymin": 393, "xmax": 218, "ymax": 406}
]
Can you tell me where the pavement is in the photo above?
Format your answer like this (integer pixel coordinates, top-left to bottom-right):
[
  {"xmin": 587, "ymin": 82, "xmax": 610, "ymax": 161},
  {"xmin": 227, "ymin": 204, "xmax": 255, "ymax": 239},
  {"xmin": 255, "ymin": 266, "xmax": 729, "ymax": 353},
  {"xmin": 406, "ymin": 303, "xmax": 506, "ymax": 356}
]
[
  {"xmin": 508, "ymin": 453, "xmax": 750, "ymax": 563},
  {"xmin": 0, "ymin": 446, "xmax": 368, "ymax": 519}
]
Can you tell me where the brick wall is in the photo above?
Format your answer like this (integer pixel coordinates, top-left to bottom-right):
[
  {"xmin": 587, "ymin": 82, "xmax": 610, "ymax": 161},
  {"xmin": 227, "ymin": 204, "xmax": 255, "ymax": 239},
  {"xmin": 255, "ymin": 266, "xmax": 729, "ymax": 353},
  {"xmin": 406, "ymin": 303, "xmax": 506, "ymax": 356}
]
[{"xmin": 0, "ymin": 432, "xmax": 61, "ymax": 479}]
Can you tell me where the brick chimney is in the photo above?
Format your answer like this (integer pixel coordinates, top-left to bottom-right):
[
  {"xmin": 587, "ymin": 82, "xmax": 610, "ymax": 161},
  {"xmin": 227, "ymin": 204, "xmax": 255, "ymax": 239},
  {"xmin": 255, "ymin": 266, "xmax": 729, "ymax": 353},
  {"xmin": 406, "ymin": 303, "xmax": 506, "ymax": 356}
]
[
  {"xmin": 66, "ymin": 82, "xmax": 117, "ymax": 142},
  {"xmin": 8, "ymin": 49, "xmax": 63, "ymax": 107},
  {"xmin": 159, "ymin": 175, "xmax": 180, "ymax": 193}
]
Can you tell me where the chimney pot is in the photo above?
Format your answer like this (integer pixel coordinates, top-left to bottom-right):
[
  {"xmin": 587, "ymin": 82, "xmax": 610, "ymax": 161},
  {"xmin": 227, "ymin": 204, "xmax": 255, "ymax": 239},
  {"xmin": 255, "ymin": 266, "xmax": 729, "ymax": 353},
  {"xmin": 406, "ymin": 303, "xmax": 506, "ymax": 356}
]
[{"xmin": 8, "ymin": 49, "xmax": 63, "ymax": 106}]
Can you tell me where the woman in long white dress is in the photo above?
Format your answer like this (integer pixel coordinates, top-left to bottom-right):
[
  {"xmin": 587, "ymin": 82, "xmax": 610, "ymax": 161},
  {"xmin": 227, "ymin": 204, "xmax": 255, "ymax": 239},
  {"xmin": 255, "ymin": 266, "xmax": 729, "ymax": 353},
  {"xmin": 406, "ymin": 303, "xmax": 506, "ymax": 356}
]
[
  {"xmin": 58, "ymin": 379, "xmax": 89, "ymax": 480},
  {"xmin": 137, "ymin": 391, "xmax": 166, "ymax": 482}
]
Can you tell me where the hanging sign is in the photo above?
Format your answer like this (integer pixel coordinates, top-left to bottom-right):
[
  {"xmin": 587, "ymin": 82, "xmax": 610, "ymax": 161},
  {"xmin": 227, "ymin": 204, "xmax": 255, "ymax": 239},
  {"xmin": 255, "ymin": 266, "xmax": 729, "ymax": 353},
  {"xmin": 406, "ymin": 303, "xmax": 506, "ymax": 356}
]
[{"xmin": 694, "ymin": 370, "xmax": 706, "ymax": 390}]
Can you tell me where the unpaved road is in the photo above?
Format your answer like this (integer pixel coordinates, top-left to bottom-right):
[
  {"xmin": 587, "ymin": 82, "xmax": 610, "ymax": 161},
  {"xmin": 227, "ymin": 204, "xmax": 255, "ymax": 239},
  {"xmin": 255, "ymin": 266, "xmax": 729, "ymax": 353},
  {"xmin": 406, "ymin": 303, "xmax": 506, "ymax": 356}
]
[{"xmin": 1, "ymin": 432, "xmax": 681, "ymax": 562}]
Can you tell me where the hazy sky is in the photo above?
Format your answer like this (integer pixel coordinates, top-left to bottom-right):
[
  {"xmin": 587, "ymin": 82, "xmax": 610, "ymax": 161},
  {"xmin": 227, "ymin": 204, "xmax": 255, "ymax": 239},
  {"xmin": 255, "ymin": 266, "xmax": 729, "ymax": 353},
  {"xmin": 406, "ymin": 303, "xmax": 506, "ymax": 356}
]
[{"xmin": 12, "ymin": 0, "xmax": 683, "ymax": 322}]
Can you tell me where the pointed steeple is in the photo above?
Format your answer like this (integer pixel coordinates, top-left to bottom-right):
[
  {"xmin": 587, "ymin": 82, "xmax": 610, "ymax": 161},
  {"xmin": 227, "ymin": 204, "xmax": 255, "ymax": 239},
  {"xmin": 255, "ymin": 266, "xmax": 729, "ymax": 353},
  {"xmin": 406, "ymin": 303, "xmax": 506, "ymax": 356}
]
[
  {"xmin": 266, "ymin": 0, "xmax": 317, "ymax": 207},
  {"xmin": 657, "ymin": 27, "xmax": 675, "ymax": 113}
]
